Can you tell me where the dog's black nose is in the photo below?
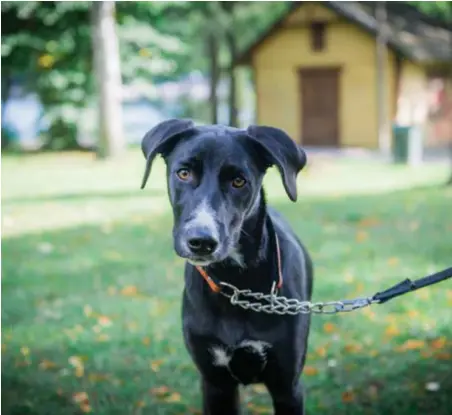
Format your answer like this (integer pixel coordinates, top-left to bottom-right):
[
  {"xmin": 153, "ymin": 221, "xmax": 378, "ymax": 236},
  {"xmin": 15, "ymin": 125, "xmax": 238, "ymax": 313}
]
[{"xmin": 187, "ymin": 235, "xmax": 218, "ymax": 256}]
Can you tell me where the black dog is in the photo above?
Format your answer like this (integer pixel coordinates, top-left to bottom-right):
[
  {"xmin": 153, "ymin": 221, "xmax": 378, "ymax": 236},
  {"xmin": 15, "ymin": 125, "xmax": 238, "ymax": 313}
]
[{"xmin": 141, "ymin": 119, "xmax": 313, "ymax": 415}]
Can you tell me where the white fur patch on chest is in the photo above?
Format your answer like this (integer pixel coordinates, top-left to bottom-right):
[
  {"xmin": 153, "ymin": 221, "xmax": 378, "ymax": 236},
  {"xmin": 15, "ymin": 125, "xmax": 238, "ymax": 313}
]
[
  {"xmin": 209, "ymin": 340, "xmax": 271, "ymax": 368},
  {"xmin": 210, "ymin": 346, "xmax": 231, "ymax": 367}
]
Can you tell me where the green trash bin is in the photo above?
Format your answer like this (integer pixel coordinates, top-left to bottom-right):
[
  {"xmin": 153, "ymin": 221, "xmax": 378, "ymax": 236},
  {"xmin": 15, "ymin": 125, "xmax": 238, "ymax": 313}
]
[
  {"xmin": 392, "ymin": 125, "xmax": 423, "ymax": 165},
  {"xmin": 392, "ymin": 125, "xmax": 411, "ymax": 163}
]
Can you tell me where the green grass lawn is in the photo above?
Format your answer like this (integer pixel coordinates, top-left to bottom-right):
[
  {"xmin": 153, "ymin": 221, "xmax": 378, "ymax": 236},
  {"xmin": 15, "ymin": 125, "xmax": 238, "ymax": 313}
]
[{"xmin": 2, "ymin": 150, "xmax": 452, "ymax": 415}]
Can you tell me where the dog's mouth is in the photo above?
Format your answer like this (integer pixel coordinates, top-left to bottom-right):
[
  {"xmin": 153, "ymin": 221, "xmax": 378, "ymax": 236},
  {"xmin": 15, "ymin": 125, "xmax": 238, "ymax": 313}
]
[
  {"xmin": 186, "ymin": 257, "xmax": 214, "ymax": 266},
  {"xmin": 175, "ymin": 240, "xmax": 232, "ymax": 267},
  {"xmin": 178, "ymin": 250, "xmax": 225, "ymax": 266}
]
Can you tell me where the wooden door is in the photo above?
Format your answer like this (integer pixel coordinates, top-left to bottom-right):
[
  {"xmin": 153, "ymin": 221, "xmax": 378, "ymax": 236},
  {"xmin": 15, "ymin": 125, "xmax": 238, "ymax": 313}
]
[{"xmin": 300, "ymin": 68, "xmax": 340, "ymax": 146}]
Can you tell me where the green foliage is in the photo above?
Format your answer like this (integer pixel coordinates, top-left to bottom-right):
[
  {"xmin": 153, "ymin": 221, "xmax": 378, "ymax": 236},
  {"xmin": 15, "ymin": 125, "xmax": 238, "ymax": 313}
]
[
  {"xmin": 1, "ymin": 1, "xmax": 291, "ymax": 149},
  {"xmin": 409, "ymin": 1, "xmax": 452, "ymax": 20}
]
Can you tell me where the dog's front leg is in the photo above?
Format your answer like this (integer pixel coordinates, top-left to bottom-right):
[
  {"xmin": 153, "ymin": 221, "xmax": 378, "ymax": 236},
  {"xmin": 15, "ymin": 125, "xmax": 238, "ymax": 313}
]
[
  {"xmin": 202, "ymin": 378, "xmax": 240, "ymax": 415},
  {"xmin": 267, "ymin": 381, "xmax": 305, "ymax": 415}
]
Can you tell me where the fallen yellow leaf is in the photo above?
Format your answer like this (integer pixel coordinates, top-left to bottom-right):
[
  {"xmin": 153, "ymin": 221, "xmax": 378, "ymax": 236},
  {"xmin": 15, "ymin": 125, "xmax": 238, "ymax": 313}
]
[
  {"xmin": 164, "ymin": 392, "xmax": 181, "ymax": 403},
  {"xmin": 88, "ymin": 373, "xmax": 109, "ymax": 382},
  {"xmin": 387, "ymin": 257, "xmax": 399, "ymax": 266},
  {"xmin": 304, "ymin": 366, "xmax": 319, "ymax": 376},
  {"xmin": 97, "ymin": 315, "xmax": 112, "ymax": 327},
  {"xmin": 72, "ymin": 391, "xmax": 89, "ymax": 404},
  {"xmin": 323, "ymin": 322, "xmax": 337, "ymax": 334},
  {"xmin": 396, "ymin": 339, "xmax": 425, "ymax": 351},
  {"xmin": 39, "ymin": 359, "xmax": 57, "ymax": 370},
  {"xmin": 434, "ymin": 352, "xmax": 451, "ymax": 360},
  {"xmin": 150, "ymin": 360, "xmax": 163, "ymax": 372},
  {"xmin": 80, "ymin": 403, "xmax": 92, "ymax": 413},
  {"xmin": 83, "ymin": 305, "xmax": 93, "ymax": 317},
  {"xmin": 96, "ymin": 334, "xmax": 110, "ymax": 342},
  {"xmin": 150, "ymin": 385, "xmax": 169, "ymax": 396},
  {"xmin": 104, "ymin": 250, "xmax": 123, "ymax": 260},
  {"xmin": 446, "ymin": 290, "xmax": 452, "ymax": 306},
  {"xmin": 92, "ymin": 325, "xmax": 102, "ymax": 334},
  {"xmin": 69, "ymin": 356, "xmax": 85, "ymax": 377},
  {"xmin": 420, "ymin": 350, "xmax": 432, "ymax": 359},
  {"xmin": 407, "ymin": 309, "xmax": 419, "ymax": 318},
  {"xmin": 127, "ymin": 321, "xmax": 138, "ymax": 332},
  {"xmin": 316, "ymin": 346, "xmax": 327, "ymax": 357},
  {"xmin": 431, "ymin": 337, "xmax": 446, "ymax": 350},
  {"xmin": 121, "ymin": 285, "xmax": 138, "ymax": 296},
  {"xmin": 355, "ymin": 230, "xmax": 368, "ymax": 242},
  {"xmin": 20, "ymin": 346, "xmax": 30, "ymax": 356},
  {"xmin": 74, "ymin": 324, "xmax": 84, "ymax": 333},
  {"xmin": 362, "ymin": 307, "xmax": 376, "ymax": 320},
  {"xmin": 385, "ymin": 324, "xmax": 400, "ymax": 338},
  {"xmin": 344, "ymin": 272, "xmax": 355, "ymax": 283},
  {"xmin": 357, "ymin": 217, "xmax": 380, "ymax": 227},
  {"xmin": 344, "ymin": 343, "xmax": 363, "ymax": 353},
  {"xmin": 415, "ymin": 289, "xmax": 430, "ymax": 300},
  {"xmin": 342, "ymin": 390, "xmax": 355, "ymax": 403}
]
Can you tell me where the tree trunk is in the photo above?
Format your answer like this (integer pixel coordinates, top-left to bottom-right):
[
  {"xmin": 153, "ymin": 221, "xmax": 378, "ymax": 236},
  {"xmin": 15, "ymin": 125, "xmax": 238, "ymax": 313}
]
[
  {"xmin": 1, "ymin": 72, "xmax": 11, "ymax": 121},
  {"xmin": 446, "ymin": 3, "xmax": 452, "ymax": 185},
  {"xmin": 207, "ymin": 32, "xmax": 219, "ymax": 125},
  {"xmin": 222, "ymin": 2, "xmax": 238, "ymax": 127},
  {"xmin": 91, "ymin": 1, "xmax": 125, "ymax": 159},
  {"xmin": 376, "ymin": 2, "xmax": 390, "ymax": 156}
]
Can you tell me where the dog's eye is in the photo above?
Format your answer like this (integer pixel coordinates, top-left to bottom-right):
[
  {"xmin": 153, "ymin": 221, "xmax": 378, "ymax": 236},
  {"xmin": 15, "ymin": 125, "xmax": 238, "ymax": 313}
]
[
  {"xmin": 231, "ymin": 176, "xmax": 246, "ymax": 189},
  {"xmin": 176, "ymin": 168, "xmax": 191, "ymax": 181}
]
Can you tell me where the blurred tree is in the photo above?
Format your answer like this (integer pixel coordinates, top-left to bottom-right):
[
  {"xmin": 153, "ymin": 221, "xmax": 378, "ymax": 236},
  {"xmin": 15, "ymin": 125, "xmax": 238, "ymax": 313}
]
[
  {"xmin": 1, "ymin": 1, "xmax": 187, "ymax": 152},
  {"xmin": 1, "ymin": 0, "xmax": 291, "ymax": 152},
  {"xmin": 91, "ymin": 1, "xmax": 124, "ymax": 159},
  {"xmin": 1, "ymin": 1, "xmax": 92, "ymax": 150}
]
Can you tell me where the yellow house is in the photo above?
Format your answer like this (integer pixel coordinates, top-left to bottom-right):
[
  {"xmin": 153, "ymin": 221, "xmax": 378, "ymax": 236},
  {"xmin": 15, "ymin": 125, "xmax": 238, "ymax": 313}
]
[{"xmin": 235, "ymin": 1, "xmax": 452, "ymax": 149}]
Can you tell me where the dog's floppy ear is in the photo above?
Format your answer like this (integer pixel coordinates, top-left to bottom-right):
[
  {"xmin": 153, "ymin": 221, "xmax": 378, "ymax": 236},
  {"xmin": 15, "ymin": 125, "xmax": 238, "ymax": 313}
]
[
  {"xmin": 246, "ymin": 125, "xmax": 307, "ymax": 202},
  {"xmin": 140, "ymin": 118, "xmax": 195, "ymax": 189}
]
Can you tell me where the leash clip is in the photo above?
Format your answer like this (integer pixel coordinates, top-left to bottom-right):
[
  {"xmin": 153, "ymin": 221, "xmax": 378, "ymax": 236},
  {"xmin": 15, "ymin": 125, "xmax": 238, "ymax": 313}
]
[{"xmin": 334, "ymin": 297, "xmax": 373, "ymax": 312}]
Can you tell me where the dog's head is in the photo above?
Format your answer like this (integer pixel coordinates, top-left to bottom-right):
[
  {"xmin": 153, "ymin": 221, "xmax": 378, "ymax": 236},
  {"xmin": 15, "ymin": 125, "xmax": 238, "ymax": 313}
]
[{"xmin": 140, "ymin": 119, "xmax": 306, "ymax": 266}]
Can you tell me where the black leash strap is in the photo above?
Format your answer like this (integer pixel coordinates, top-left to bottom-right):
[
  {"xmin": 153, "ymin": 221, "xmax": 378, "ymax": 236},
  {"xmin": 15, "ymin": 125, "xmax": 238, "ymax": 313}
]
[{"xmin": 372, "ymin": 266, "xmax": 452, "ymax": 304}]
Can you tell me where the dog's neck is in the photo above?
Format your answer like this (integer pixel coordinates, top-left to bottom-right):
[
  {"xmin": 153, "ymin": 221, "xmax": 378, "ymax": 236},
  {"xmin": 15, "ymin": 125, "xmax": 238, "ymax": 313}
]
[{"xmin": 238, "ymin": 188, "xmax": 268, "ymax": 266}]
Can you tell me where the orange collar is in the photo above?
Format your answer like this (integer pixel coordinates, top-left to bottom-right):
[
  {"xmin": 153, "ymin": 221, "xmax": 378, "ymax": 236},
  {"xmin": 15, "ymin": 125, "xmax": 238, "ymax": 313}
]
[{"xmin": 195, "ymin": 232, "xmax": 283, "ymax": 294}]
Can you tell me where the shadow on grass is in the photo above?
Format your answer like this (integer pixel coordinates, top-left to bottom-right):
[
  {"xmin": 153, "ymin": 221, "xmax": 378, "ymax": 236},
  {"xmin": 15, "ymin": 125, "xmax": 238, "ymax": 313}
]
[
  {"xmin": 301, "ymin": 347, "xmax": 452, "ymax": 415},
  {"xmin": 2, "ymin": 184, "xmax": 451, "ymax": 414},
  {"xmin": 2, "ymin": 189, "xmax": 167, "ymax": 206},
  {"xmin": 2, "ymin": 343, "xmax": 451, "ymax": 415},
  {"xmin": 1, "ymin": 371, "xmax": 84, "ymax": 415}
]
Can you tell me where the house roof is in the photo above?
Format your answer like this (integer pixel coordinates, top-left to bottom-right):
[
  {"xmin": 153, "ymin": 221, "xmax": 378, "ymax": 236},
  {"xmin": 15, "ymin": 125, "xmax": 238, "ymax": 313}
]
[{"xmin": 235, "ymin": 1, "xmax": 452, "ymax": 65}]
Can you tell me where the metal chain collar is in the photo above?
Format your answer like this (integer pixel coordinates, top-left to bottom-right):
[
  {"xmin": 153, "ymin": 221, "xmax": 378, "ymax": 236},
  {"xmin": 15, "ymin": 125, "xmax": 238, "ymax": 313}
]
[{"xmin": 219, "ymin": 281, "xmax": 378, "ymax": 315}]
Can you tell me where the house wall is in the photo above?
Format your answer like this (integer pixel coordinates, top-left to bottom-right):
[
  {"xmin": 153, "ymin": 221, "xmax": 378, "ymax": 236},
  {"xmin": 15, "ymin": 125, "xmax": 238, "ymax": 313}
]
[
  {"xmin": 252, "ymin": 2, "xmax": 397, "ymax": 148},
  {"xmin": 396, "ymin": 60, "xmax": 428, "ymax": 127}
]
